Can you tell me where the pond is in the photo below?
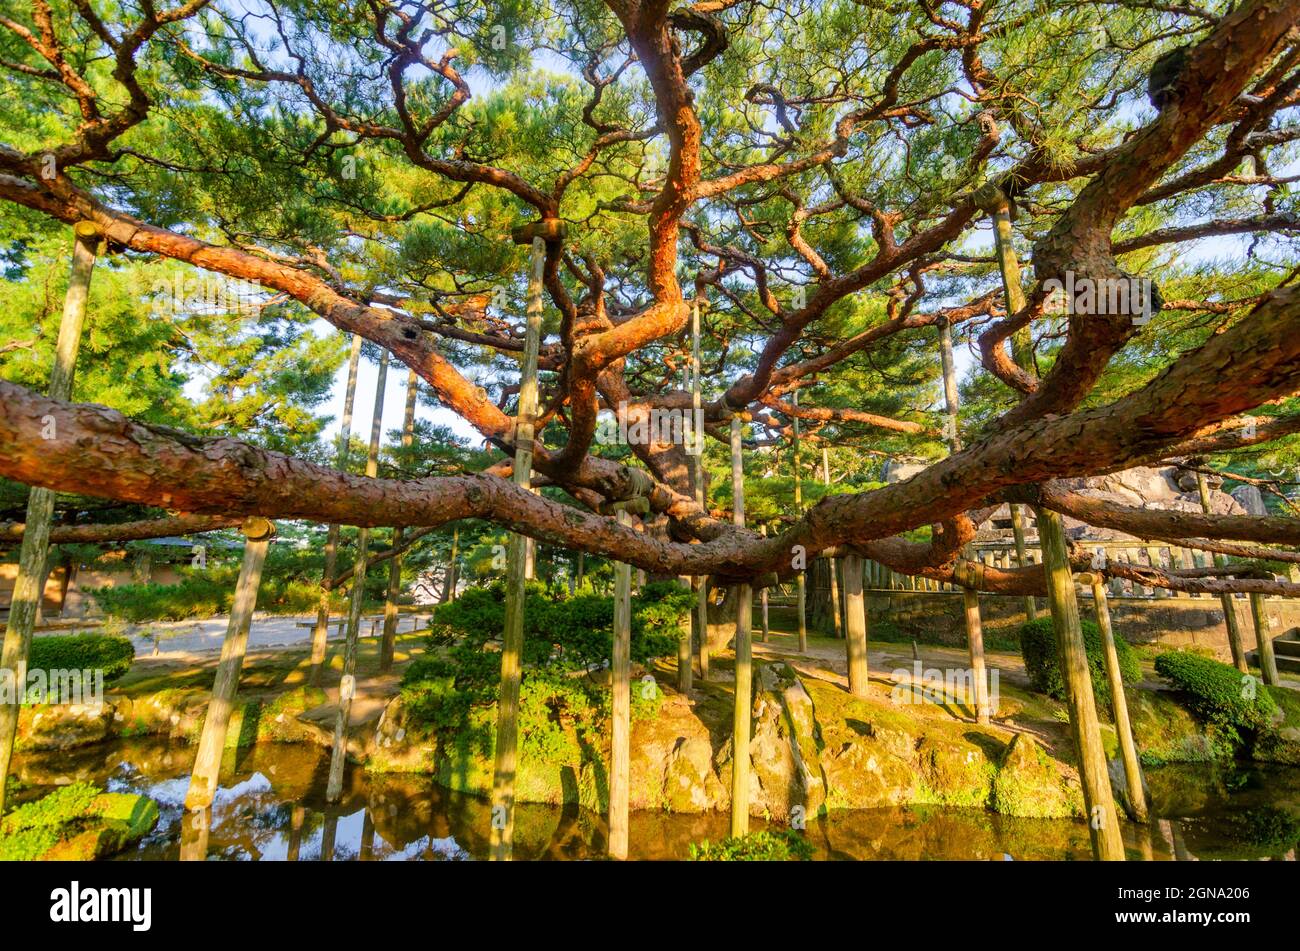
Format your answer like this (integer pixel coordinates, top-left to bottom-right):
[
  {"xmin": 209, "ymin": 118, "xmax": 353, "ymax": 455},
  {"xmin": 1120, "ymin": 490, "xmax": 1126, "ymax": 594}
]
[{"xmin": 11, "ymin": 739, "xmax": 1300, "ymax": 860}]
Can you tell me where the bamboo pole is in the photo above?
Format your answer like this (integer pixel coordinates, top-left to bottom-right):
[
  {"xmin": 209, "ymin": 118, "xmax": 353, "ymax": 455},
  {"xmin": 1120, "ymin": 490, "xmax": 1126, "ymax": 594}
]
[
  {"xmin": 1249, "ymin": 592, "xmax": 1280, "ymax": 686},
  {"xmin": 310, "ymin": 332, "xmax": 364, "ymax": 687},
  {"xmin": 843, "ymin": 553, "xmax": 869, "ymax": 698},
  {"xmin": 325, "ymin": 350, "xmax": 389, "ymax": 802},
  {"xmin": 380, "ymin": 367, "xmax": 419, "ymax": 672},
  {"xmin": 184, "ymin": 517, "xmax": 275, "ymax": 810},
  {"xmin": 730, "ymin": 415, "xmax": 753, "ymax": 837},
  {"xmin": 1090, "ymin": 577, "xmax": 1149, "ymax": 823},
  {"xmin": 1036, "ymin": 507, "xmax": 1125, "ymax": 861},
  {"xmin": 608, "ymin": 508, "xmax": 633, "ymax": 860},
  {"xmin": 792, "ymin": 390, "xmax": 807, "ymax": 651},
  {"xmin": 1195, "ymin": 472, "xmax": 1248, "ymax": 672},
  {"xmin": 0, "ymin": 222, "xmax": 98, "ymax": 817},
  {"xmin": 489, "ymin": 237, "xmax": 546, "ymax": 861},
  {"xmin": 692, "ymin": 297, "xmax": 710, "ymax": 682}
]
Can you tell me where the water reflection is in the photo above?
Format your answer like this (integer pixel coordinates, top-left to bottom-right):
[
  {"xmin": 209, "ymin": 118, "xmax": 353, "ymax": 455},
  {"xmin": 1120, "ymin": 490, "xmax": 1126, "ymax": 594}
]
[{"xmin": 10, "ymin": 738, "xmax": 1300, "ymax": 861}]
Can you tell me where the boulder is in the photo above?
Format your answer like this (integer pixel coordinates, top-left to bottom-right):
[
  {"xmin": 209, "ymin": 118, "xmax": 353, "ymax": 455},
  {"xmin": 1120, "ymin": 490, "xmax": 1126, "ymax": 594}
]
[
  {"xmin": 1232, "ymin": 484, "xmax": 1268, "ymax": 516},
  {"xmin": 990, "ymin": 733, "xmax": 1083, "ymax": 818}
]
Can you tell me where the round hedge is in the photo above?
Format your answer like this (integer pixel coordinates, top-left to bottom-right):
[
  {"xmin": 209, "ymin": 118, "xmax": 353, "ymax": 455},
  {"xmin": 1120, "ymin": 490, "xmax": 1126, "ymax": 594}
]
[{"xmin": 1018, "ymin": 616, "xmax": 1140, "ymax": 711}]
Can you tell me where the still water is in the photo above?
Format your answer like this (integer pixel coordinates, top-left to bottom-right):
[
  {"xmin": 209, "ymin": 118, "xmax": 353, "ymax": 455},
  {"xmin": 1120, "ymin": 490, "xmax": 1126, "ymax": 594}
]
[{"xmin": 12, "ymin": 739, "xmax": 1300, "ymax": 860}]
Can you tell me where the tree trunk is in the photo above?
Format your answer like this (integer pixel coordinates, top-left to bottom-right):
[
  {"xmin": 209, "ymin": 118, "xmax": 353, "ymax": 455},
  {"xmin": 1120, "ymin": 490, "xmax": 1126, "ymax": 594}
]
[{"xmin": 0, "ymin": 222, "xmax": 97, "ymax": 817}]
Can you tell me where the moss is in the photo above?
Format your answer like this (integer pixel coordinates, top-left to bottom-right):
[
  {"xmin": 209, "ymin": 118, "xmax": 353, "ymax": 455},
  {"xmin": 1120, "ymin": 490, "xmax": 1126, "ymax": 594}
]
[
  {"xmin": 990, "ymin": 734, "xmax": 1084, "ymax": 818},
  {"xmin": 1130, "ymin": 687, "xmax": 1232, "ymax": 764},
  {"xmin": 0, "ymin": 785, "xmax": 158, "ymax": 861}
]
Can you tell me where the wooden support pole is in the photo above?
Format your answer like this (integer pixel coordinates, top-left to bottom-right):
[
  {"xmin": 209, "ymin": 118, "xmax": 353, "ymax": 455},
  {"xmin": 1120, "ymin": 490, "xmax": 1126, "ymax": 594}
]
[
  {"xmin": 1249, "ymin": 592, "xmax": 1280, "ymax": 686},
  {"xmin": 843, "ymin": 553, "xmax": 869, "ymax": 698},
  {"xmin": 729, "ymin": 414, "xmax": 753, "ymax": 837},
  {"xmin": 445, "ymin": 526, "xmax": 460, "ymax": 602},
  {"xmin": 1035, "ymin": 507, "xmax": 1125, "ymax": 861},
  {"xmin": 0, "ymin": 222, "xmax": 98, "ymax": 817},
  {"xmin": 608, "ymin": 508, "xmax": 633, "ymax": 860},
  {"xmin": 1010, "ymin": 504, "xmax": 1037, "ymax": 622},
  {"xmin": 184, "ymin": 517, "xmax": 275, "ymax": 811},
  {"xmin": 1090, "ymin": 577, "xmax": 1148, "ymax": 823},
  {"xmin": 692, "ymin": 296, "xmax": 710, "ymax": 683},
  {"xmin": 1195, "ymin": 471, "xmax": 1248, "ymax": 672},
  {"xmin": 310, "ymin": 332, "xmax": 364, "ymax": 687},
  {"xmin": 822, "ymin": 448, "xmax": 842, "ymax": 638},
  {"xmin": 962, "ymin": 585, "xmax": 990, "ymax": 725},
  {"xmin": 326, "ymin": 350, "xmax": 389, "ymax": 803},
  {"xmin": 489, "ymin": 238, "xmax": 545, "ymax": 861},
  {"xmin": 759, "ymin": 525, "xmax": 770, "ymax": 643},
  {"xmin": 792, "ymin": 390, "xmax": 807, "ymax": 651},
  {"xmin": 380, "ymin": 367, "xmax": 419, "ymax": 672}
]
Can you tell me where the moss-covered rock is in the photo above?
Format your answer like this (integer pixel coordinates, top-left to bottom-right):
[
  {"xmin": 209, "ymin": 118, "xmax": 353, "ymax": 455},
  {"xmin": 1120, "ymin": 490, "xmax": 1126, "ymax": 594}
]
[
  {"xmin": 990, "ymin": 733, "xmax": 1084, "ymax": 818},
  {"xmin": 0, "ymin": 785, "xmax": 158, "ymax": 861}
]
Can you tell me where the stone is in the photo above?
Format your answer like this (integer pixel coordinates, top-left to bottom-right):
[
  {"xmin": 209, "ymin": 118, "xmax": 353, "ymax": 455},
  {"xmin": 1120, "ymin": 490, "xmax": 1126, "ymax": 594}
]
[
  {"xmin": 1231, "ymin": 484, "xmax": 1268, "ymax": 516},
  {"xmin": 990, "ymin": 733, "xmax": 1083, "ymax": 818}
]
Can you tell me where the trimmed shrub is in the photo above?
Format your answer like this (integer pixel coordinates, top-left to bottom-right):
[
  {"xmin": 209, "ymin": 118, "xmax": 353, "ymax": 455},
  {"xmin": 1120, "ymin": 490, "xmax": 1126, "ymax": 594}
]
[
  {"xmin": 28, "ymin": 634, "xmax": 134, "ymax": 683},
  {"xmin": 1153, "ymin": 650, "xmax": 1277, "ymax": 743},
  {"xmin": 1018, "ymin": 616, "xmax": 1139, "ymax": 710}
]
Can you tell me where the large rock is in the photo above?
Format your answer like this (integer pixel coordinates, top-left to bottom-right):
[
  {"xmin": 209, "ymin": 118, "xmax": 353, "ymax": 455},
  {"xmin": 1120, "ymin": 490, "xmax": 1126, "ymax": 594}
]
[
  {"xmin": 745, "ymin": 662, "xmax": 825, "ymax": 820},
  {"xmin": 1232, "ymin": 484, "xmax": 1268, "ymax": 516},
  {"xmin": 990, "ymin": 733, "xmax": 1083, "ymax": 818}
]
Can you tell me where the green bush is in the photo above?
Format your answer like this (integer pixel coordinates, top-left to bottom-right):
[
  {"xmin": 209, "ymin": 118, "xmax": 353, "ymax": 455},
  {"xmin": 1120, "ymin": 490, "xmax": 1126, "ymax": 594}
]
[
  {"xmin": 403, "ymin": 581, "xmax": 688, "ymax": 738},
  {"xmin": 92, "ymin": 570, "xmax": 333, "ymax": 622},
  {"xmin": 688, "ymin": 829, "xmax": 814, "ymax": 861},
  {"xmin": 1154, "ymin": 650, "xmax": 1278, "ymax": 743},
  {"xmin": 1018, "ymin": 616, "xmax": 1139, "ymax": 710},
  {"xmin": 28, "ymin": 634, "xmax": 134, "ymax": 683}
]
